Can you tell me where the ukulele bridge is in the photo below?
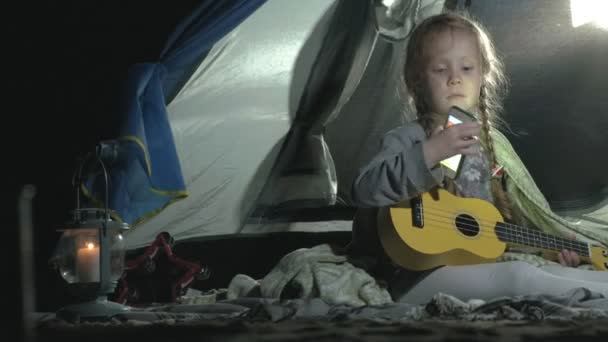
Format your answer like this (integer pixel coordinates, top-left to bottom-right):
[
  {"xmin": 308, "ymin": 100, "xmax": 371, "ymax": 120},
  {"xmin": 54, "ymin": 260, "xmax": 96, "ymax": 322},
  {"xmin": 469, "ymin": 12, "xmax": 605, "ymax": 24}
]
[{"xmin": 411, "ymin": 197, "xmax": 424, "ymax": 228}]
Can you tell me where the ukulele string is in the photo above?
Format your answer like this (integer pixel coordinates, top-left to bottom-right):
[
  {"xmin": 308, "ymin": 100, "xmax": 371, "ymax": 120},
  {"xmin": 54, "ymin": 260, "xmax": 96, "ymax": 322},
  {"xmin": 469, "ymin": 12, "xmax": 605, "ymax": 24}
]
[
  {"xmin": 403, "ymin": 205, "xmax": 588, "ymax": 254},
  {"xmin": 416, "ymin": 214, "xmax": 588, "ymax": 255},
  {"xmin": 422, "ymin": 204, "xmax": 582, "ymax": 249}
]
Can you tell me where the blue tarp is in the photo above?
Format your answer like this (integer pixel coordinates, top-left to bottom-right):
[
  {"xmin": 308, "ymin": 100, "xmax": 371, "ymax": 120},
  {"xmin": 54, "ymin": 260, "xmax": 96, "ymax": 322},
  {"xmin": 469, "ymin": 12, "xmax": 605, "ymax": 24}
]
[{"xmin": 84, "ymin": 0, "xmax": 268, "ymax": 225}]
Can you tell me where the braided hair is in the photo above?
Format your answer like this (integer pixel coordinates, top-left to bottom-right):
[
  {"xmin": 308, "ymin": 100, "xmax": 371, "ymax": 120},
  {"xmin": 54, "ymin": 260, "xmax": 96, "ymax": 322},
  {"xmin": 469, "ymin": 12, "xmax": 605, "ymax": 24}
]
[{"xmin": 403, "ymin": 11, "xmax": 517, "ymax": 223}]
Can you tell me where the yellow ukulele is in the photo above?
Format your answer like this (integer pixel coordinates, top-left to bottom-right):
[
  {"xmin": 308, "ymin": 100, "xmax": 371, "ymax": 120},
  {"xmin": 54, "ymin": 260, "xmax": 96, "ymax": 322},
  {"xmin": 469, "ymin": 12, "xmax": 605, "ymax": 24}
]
[{"xmin": 378, "ymin": 188, "xmax": 608, "ymax": 271}]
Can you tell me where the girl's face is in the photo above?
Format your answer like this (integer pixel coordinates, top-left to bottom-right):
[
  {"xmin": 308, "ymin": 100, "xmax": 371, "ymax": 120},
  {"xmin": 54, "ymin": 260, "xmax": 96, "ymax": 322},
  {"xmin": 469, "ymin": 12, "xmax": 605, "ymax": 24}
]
[{"xmin": 421, "ymin": 27, "xmax": 482, "ymax": 116}]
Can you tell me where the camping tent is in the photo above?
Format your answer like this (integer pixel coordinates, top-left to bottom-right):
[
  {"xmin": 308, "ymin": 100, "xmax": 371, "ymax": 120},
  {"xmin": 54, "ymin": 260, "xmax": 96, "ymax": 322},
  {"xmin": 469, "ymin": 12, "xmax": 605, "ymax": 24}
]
[
  {"xmin": 83, "ymin": 0, "xmax": 608, "ymax": 250},
  {"xmin": 84, "ymin": 0, "xmax": 446, "ymax": 249}
]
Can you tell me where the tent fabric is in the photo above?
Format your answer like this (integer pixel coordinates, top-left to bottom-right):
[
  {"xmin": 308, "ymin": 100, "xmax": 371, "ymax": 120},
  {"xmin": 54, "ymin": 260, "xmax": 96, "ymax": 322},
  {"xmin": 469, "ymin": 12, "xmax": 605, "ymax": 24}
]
[
  {"xmin": 114, "ymin": 0, "xmax": 446, "ymax": 249},
  {"xmin": 160, "ymin": 0, "xmax": 270, "ymax": 103},
  {"xmin": 251, "ymin": 0, "xmax": 371, "ymax": 215},
  {"xmin": 83, "ymin": 0, "xmax": 607, "ymax": 251},
  {"xmin": 83, "ymin": 0, "xmax": 268, "ymax": 226}
]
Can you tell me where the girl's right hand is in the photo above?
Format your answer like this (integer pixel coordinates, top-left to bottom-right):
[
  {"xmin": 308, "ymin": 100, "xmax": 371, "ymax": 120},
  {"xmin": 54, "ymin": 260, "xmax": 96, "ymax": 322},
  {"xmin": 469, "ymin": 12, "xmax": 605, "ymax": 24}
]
[{"xmin": 422, "ymin": 122, "xmax": 481, "ymax": 168}]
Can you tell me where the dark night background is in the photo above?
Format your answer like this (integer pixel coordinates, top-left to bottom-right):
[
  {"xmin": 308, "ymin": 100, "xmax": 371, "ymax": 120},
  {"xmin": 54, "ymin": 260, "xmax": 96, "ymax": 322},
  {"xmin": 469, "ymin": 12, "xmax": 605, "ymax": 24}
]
[
  {"xmin": 8, "ymin": 0, "xmax": 608, "ymax": 328},
  {"xmin": 9, "ymin": 1, "xmax": 202, "ymax": 315}
]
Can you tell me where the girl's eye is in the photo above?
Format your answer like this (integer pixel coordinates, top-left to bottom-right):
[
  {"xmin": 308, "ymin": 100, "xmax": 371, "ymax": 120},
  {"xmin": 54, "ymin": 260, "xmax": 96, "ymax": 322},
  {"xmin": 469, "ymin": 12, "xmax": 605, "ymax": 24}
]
[
  {"xmin": 433, "ymin": 68, "xmax": 446, "ymax": 73},
  {"xmin": 463, "ymin": 66, "xmax": 474, "ymax": 71}
]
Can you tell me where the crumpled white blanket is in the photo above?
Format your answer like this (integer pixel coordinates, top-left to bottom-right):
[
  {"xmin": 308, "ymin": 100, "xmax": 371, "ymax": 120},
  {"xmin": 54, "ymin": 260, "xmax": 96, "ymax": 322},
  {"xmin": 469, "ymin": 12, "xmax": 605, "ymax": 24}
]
[{"xmin": 227, "ymin": 243, "xmax": 393, "ymax": 307}]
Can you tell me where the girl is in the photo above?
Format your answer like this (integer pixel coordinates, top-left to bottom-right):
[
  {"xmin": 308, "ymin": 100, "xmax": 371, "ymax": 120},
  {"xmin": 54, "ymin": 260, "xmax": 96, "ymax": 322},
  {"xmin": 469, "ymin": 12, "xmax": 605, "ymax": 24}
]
[{"xmin": 348, "ymin": 11, "xmax": 608, "ymax": 304}]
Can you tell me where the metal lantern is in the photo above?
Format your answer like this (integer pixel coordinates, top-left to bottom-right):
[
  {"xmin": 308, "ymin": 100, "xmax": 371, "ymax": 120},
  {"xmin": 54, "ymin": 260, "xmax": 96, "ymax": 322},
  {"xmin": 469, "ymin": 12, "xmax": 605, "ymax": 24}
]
[
  {"xmin": 53, "ymin": 209, "xmax": 128, "ymax": 285},
  {"xmin": 51, "ymin": 142, "xmax": 131, "ymax": 320}
]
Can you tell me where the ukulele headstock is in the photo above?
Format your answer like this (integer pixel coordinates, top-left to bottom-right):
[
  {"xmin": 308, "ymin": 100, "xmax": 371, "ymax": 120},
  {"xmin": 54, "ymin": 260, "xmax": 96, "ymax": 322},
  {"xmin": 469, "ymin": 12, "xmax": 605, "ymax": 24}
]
[{"xmin": 590, "ymin": 246, "xmax": 608, "ymax": 271}]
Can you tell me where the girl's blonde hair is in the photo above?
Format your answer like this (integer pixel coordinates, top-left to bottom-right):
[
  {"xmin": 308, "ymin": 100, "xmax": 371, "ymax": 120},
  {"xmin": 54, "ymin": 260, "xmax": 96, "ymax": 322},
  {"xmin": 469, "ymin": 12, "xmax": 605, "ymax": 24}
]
[{"xmin": 403, "ymin": 11, "xmax": 517, "ymax": 222}]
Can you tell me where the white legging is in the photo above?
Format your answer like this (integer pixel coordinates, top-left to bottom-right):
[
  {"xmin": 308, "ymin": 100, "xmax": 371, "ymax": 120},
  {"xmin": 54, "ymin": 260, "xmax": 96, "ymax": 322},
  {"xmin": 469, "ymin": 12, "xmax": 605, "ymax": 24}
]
[{"xmin": 392, "ymin": 261, "xmax": 608, "ymax": 304}]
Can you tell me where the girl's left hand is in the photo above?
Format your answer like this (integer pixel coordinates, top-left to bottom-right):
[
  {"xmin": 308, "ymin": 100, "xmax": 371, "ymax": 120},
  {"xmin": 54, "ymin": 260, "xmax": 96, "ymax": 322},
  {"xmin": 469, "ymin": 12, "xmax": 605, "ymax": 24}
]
[
  {"xmin": 557, "ymin": 233, "xmax": 581, "ymax": 267},
  {"xmin": 558, "ymin": 250, "xmax": 580, "ymax": 267}
]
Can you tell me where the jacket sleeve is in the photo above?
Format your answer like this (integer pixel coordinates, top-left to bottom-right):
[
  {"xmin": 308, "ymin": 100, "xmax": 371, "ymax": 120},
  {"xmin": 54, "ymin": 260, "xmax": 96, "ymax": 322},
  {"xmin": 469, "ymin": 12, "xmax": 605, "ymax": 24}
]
[{"xmin": 351, "ymin": 123, "xmax": 444, "ymax": 207}]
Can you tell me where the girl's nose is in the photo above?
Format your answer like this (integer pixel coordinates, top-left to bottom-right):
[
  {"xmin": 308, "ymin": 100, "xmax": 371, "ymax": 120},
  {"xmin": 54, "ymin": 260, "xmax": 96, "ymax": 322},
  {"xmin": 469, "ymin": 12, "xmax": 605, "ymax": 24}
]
[{"xmin": 448, "ymin": 73, "xmax": 461, "ymax": 85}]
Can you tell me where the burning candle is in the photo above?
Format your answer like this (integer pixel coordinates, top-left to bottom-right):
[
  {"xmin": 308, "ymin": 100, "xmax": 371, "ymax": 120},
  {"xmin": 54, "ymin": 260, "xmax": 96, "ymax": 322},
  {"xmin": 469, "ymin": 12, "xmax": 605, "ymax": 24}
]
[{"xmin": 76, "ymin": 242, "xmax": 100, "ymax": 282}]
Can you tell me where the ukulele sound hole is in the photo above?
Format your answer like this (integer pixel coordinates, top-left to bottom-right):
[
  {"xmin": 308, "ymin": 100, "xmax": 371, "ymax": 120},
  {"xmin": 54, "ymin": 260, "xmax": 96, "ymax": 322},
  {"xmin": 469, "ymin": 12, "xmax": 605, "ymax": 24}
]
[{"xmin": 455, "ymin": 214, "xmax": 479, "ymax": 237}]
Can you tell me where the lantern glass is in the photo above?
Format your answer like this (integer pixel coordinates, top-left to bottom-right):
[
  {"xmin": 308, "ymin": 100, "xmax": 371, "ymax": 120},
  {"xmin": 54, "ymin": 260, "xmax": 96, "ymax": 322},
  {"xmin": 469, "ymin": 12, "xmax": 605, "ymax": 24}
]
[
  {"xmin": 52, "ymin": 209, "xmax": 127, "ymax": 285},
  {"xmin": 54, "ymin": 228, "xmax": 100, "ymax": 283},
  {"xmin": 109, "ymin": 230, "xmax": 126, "ymax": 281}
]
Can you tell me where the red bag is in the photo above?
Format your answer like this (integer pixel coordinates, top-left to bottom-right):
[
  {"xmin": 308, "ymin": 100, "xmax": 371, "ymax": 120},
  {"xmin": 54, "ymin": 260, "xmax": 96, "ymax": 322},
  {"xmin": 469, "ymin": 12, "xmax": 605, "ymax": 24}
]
[{"xmin": 112, "ymin": 232, "xmax": 209, "ymax": 305}]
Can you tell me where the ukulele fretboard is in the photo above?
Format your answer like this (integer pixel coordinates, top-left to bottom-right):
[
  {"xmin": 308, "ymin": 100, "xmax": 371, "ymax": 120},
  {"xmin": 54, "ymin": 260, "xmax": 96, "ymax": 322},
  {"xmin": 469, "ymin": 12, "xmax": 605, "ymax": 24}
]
[{"xmin": 495, "ymin": 222, "xmax": 589, "ymax": 257}]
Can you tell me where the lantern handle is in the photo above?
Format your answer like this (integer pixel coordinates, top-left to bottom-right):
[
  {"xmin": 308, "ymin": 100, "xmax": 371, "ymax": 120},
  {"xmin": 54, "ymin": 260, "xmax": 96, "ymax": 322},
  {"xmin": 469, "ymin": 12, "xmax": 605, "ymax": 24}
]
[{"xmin": 72, "ymin": 141, "xmax": 113, "ymax": 221}]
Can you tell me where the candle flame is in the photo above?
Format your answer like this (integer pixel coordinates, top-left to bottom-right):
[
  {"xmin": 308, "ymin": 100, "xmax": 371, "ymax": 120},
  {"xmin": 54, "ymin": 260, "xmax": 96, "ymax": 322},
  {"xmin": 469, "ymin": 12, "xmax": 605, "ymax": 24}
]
[{"xmin": 86, "ymin": 242, "xmax": 95, "ymax": 249}]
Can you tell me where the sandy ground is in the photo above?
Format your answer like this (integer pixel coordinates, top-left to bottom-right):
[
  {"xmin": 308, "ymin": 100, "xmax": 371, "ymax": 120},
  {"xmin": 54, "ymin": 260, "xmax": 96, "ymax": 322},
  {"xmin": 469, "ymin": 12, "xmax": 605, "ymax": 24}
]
[{"xmin": 36, "ymin": 318, "xmax": 608, "ymax": 342}]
